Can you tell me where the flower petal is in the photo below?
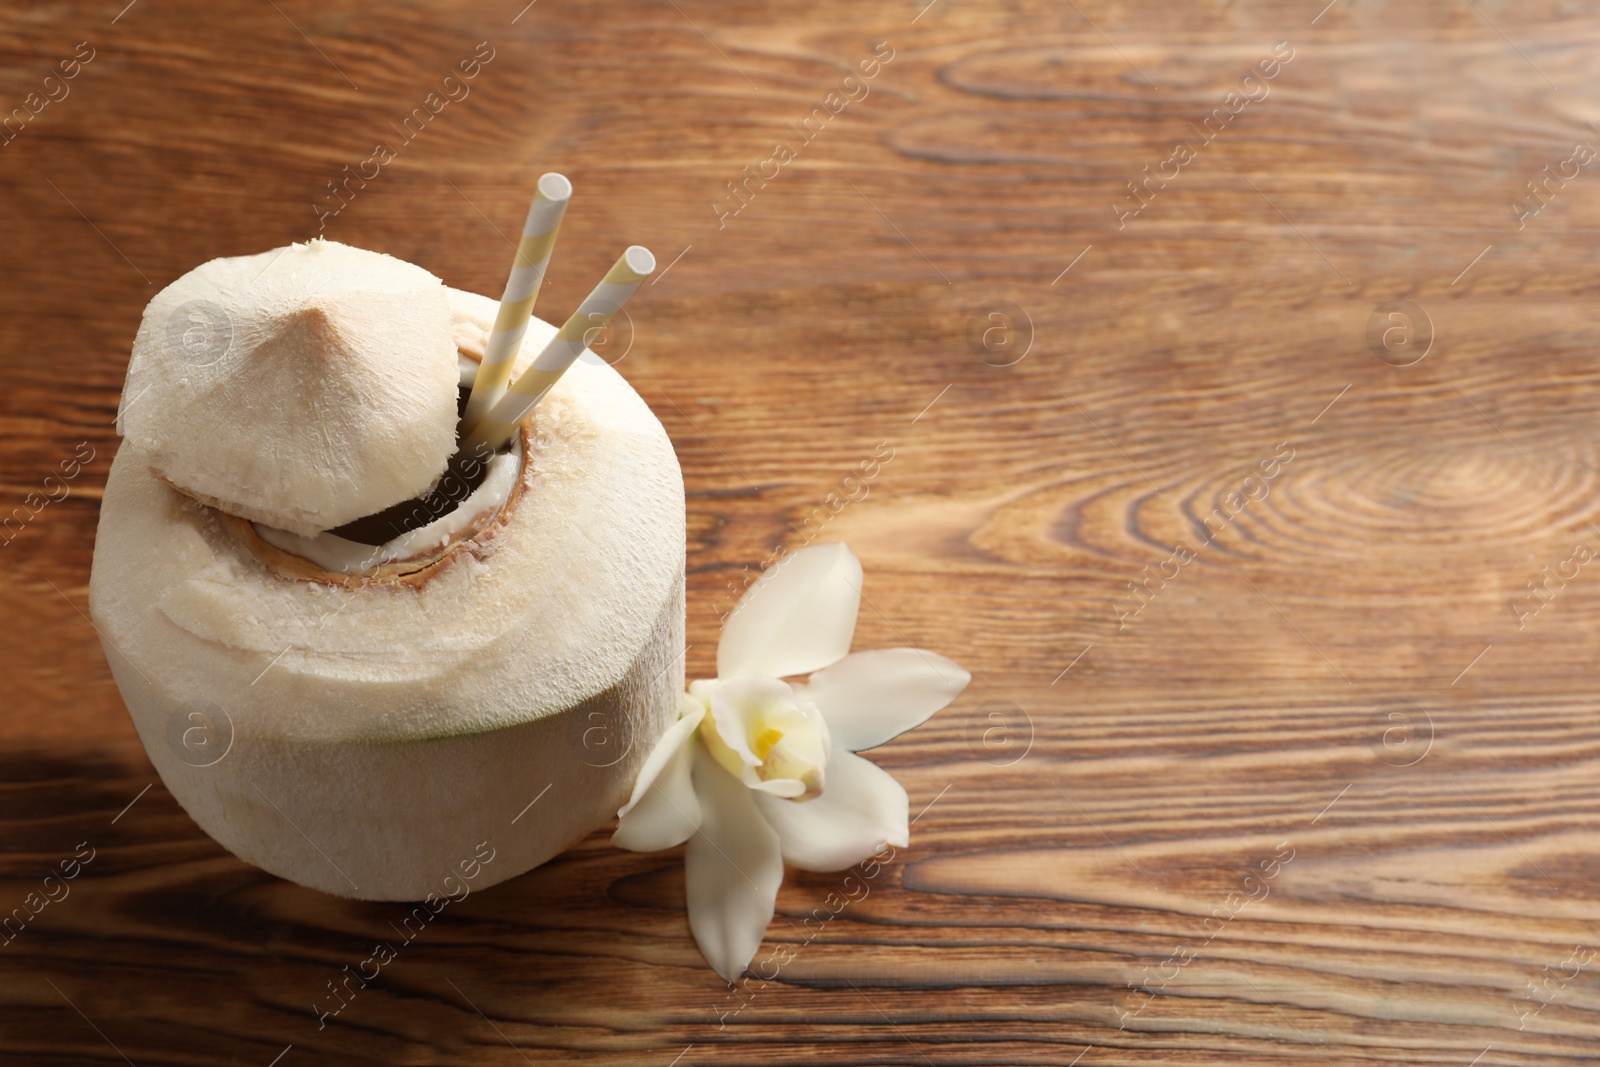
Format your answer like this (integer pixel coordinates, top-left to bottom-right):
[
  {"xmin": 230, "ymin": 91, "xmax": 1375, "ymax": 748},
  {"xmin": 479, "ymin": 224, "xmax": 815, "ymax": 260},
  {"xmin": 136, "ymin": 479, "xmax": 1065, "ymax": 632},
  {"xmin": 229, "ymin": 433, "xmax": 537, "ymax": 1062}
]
[
  {"xmin": 744, "ymin": 774, "xmax": 807, "ymax": 799},
  {"xmin": 611, "ymin": 705, "xmax": 705, "ymax": 852},
  {"xmin": 753, "ymin": 749, "xmax": 908, "ymax": 872},
  {"xmin": 685, "ymin": 745, "xmax": 785, "ymax": 981},
  {"xmin": 795, "ymin": 648, "xmax": 970, "ymax": 752},
  {"xmin": 718, "ymin": 543, "xmax": 863, "ymax": 679}
]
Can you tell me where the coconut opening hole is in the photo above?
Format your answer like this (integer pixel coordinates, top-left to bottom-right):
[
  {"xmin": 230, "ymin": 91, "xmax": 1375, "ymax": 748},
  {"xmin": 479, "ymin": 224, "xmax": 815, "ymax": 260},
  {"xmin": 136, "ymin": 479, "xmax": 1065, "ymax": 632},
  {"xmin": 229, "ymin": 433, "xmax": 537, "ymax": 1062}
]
[{"xmin": 325, "ymin": 385, "xmax": 514, "ymax": 546}]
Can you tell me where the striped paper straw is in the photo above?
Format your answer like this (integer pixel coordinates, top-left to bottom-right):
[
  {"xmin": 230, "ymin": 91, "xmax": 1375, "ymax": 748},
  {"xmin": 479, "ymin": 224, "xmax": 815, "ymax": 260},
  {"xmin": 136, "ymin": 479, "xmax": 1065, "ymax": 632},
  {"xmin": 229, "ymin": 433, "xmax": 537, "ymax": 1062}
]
[
  {"xmin": 462, "ymin": 172, "xmax": 573, "ymax": 432},
  {"xmin": 465, "ymin": 245, "xmax": 656, "ymax": 452}
]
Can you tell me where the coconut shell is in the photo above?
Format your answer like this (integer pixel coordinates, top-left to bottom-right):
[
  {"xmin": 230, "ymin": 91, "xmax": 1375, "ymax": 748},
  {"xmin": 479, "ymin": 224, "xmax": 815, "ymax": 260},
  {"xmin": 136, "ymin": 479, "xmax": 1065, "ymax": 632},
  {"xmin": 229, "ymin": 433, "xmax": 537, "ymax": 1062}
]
[
  {"xmin": 89, "ymin": 286, "xmax": 686, "ymax": 900},
  {"xmin": 118, "ymin": 239, "xmax": 461, "ymax": 537}
]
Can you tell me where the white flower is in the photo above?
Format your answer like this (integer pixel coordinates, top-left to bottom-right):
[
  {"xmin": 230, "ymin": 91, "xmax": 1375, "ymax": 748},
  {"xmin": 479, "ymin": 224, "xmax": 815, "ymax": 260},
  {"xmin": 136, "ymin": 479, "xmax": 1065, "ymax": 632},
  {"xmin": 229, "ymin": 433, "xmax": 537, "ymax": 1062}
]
[{"xmin": 611, "ymin": 542, "xmax": 970, "ymax": 980}]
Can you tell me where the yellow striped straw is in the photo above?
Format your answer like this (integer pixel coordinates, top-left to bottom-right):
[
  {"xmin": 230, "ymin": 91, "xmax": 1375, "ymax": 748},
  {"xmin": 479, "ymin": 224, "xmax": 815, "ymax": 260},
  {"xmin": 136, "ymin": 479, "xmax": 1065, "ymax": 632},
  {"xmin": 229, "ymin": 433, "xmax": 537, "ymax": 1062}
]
[
  {"xmin": 465, "ymin": 245, "xmax": 656, "ymax": 452},
  {"xmin": 462, "ymin": 172, "xmax": 573, "ymax": 432}
]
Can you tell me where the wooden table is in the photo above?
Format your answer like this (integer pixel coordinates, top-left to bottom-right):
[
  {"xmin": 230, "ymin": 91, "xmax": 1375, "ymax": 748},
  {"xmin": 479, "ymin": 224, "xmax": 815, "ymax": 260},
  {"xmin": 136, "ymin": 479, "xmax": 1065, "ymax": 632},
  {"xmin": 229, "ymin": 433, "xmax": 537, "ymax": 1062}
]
[{"xmin": 4, "ymin": 0, "xmax": 1599, "ymax": 1062}]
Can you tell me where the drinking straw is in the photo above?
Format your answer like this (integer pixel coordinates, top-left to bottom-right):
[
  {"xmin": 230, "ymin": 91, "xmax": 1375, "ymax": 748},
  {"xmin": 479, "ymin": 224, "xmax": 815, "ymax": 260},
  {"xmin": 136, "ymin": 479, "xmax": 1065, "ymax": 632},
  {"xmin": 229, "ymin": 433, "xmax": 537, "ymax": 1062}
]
[
  {"xmin": 462, "ymin": 172, "xmax": 573, "ymax": 431},
  {"xmin": 464, "ymin": 245, "xmax": 655, "ymax": 452}
]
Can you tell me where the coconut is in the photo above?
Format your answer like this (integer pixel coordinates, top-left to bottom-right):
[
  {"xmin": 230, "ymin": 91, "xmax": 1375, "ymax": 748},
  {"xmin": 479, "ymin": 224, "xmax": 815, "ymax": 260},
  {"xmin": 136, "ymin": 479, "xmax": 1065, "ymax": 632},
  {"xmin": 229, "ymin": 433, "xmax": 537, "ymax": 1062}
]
[
  {"xmin": 89, "ymin": 253, "xmax": 685, "ymax": 901},
  {"xmin": 118, "ymin": 239, "xmax": 462, "ymax": 537}
]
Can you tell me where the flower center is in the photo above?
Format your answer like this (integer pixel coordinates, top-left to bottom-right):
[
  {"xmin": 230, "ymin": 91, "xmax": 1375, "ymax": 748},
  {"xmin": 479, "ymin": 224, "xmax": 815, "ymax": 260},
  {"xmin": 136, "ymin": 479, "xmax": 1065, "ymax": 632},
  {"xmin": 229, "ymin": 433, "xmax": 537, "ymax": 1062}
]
[
  {"xmin": 750, "ymin": 725, "xmax": 784, "ymax": 760},
  {"xmin": 692, "ymin": 675, "xmax": 829, "ymax": 801}
]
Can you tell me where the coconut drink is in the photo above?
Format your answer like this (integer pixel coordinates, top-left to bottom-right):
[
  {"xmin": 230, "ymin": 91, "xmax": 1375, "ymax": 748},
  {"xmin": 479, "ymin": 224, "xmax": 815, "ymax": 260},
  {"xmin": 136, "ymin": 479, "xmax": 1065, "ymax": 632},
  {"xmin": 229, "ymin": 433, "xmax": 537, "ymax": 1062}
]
[{"xmin": 89, "ymin": 179, "xmax": 683, "ymax": 900}]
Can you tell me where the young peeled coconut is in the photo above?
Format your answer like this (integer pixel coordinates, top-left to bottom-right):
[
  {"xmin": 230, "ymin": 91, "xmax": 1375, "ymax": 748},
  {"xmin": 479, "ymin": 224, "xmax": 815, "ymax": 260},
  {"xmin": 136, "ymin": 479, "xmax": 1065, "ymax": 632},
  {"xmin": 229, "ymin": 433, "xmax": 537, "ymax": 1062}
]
[{"xmin": 89, "ymin": 238, "xmax": 685, "ymax": 900}]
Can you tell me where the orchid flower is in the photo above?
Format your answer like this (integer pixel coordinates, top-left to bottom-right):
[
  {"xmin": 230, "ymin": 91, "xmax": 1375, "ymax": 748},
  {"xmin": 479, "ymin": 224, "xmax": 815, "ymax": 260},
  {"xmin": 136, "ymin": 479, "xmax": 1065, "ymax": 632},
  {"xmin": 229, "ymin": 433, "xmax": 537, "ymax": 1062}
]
[{"xmin": 612, "ymin": 542, "xmax": 970, "ymax": 980}]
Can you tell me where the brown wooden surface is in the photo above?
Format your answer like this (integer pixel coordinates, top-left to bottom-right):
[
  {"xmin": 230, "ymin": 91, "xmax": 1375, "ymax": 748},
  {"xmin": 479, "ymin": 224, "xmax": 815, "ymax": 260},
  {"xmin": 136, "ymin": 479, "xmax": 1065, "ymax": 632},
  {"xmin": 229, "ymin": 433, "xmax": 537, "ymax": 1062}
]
[{"xmin": 4, "ymin": 0, "xmax": 1600, "ymax": 1063}]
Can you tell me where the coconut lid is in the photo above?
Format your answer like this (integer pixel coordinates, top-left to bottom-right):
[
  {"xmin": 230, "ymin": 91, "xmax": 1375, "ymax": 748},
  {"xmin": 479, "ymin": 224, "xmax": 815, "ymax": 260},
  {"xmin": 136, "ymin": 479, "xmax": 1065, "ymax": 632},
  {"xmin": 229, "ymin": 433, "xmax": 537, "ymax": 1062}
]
[{"xmin": 118, "ymin": 239, "xmax": 461, "ymax": 538}]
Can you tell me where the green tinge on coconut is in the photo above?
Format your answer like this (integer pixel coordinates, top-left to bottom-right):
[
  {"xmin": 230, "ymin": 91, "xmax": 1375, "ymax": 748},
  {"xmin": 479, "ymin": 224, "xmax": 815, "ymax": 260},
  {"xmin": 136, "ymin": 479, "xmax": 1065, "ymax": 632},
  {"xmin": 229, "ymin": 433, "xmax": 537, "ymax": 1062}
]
[{"xmin": 90, "ymin": 258, "xmax": 687, "ymax": 901}]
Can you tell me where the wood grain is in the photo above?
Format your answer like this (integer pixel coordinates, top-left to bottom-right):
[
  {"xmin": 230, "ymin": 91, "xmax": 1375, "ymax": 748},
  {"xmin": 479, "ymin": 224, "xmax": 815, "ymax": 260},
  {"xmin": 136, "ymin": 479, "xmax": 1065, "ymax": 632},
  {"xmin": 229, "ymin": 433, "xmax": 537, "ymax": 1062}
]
[{"xmin": 5, "ymin": 0, "xmax": 1600, "ymax": 1062}]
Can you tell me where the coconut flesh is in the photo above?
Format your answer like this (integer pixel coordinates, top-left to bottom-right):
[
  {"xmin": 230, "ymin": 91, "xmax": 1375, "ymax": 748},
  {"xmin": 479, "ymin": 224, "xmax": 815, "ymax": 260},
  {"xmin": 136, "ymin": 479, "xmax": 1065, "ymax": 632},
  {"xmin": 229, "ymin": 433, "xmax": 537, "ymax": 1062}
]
[{"xmin": 89, "ymin": 240, "xmax": 685, "ymax": 901}]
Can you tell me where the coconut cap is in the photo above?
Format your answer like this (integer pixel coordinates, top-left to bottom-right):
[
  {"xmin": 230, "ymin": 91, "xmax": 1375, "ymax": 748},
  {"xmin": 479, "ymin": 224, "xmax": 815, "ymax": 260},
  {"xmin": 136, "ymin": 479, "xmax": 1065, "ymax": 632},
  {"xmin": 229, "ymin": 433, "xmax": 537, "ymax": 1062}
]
[{"xmin": 119, "ymin": 239, "xmax": 461, "ymax": 537}]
